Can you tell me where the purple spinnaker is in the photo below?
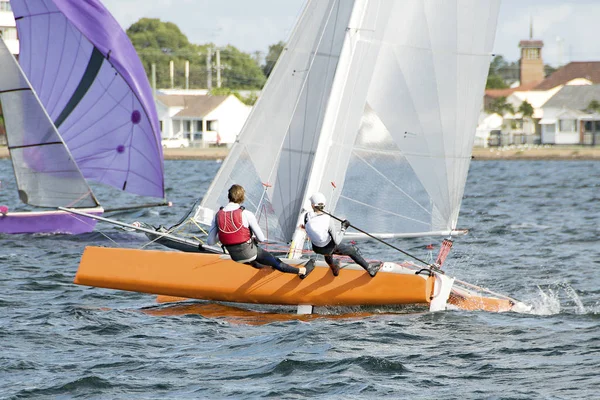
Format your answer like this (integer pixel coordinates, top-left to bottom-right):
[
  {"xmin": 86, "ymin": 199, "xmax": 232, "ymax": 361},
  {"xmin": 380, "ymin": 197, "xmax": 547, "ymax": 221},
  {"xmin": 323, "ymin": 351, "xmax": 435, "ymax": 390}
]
[{"xmin": 11, "ymin": 0, "xmax": 164, "ymax": 199}]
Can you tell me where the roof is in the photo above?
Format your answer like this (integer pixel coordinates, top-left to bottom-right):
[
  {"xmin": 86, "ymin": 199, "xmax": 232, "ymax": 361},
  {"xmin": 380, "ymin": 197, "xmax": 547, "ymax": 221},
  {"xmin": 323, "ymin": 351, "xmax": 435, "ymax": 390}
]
[
  {"xmin": 541, "ymin": 84, "xmax": 600, "ymax": 110},
  {"xmin": 157, "ymin": 94, "xmax": 203, "ymax": 108},
  {"xmin": 485, "ymin": 82, "xmax": 539, "ymax": 99},
  {"xmin": 519, "ymin": 40, "xmax": 544, "ymax": 48},
  {"xmin": 535, "ymin": 62, "xmax": 600, "ymax": 90},
  {"xmin": 156, "ymin": 94, "xmax": 230, "ymax": 117},
  {"xmin": 173, "ymin": 95, "xmax": 230, "ymax": 118}
]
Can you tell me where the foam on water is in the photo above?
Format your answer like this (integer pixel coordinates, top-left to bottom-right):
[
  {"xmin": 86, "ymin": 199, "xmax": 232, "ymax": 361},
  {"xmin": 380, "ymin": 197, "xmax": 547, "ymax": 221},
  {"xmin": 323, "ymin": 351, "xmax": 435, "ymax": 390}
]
[{"xmin": 526, "ymin": 282, "xmax": 593, "ymax": 315}]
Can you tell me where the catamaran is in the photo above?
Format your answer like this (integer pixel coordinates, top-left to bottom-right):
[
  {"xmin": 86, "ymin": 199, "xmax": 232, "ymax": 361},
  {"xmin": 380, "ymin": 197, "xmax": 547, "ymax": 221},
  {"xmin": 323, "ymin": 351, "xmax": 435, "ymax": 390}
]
[
  {"xmin": 0, "ymin": 0, "xmax": 166, "ymax": 234},
  {"xmin": 71, "ymin": 0, "xmax": 531, "ymax": 313}
]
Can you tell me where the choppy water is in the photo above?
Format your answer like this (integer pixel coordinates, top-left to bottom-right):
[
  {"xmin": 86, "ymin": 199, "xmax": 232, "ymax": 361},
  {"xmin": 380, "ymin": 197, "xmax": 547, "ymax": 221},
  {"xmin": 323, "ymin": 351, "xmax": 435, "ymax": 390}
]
[{"xmin": 1, "ymin": 159, "xmax": 599, "ymax": 399}]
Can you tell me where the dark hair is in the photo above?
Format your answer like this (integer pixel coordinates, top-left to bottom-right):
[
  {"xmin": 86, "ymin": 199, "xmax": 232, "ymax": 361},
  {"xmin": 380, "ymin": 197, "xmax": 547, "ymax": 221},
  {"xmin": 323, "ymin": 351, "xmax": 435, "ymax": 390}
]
[{"xmin": 228, "ymin": 184, "xmax": 245, "ymax": 204}]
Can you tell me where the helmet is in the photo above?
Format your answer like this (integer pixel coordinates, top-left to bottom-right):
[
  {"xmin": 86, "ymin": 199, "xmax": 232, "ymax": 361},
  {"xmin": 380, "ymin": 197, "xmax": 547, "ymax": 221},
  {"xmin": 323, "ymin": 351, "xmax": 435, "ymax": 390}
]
[{"xmin": 309, "ymin": 192, "xmax": 326, "ymax": 208}]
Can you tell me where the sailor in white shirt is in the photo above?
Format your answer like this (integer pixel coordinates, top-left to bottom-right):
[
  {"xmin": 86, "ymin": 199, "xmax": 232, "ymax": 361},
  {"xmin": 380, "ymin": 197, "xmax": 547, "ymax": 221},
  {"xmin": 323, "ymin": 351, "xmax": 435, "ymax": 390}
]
[{"xmin": 302, "ymin": 192, "xmax": 382, "ymax": 277}]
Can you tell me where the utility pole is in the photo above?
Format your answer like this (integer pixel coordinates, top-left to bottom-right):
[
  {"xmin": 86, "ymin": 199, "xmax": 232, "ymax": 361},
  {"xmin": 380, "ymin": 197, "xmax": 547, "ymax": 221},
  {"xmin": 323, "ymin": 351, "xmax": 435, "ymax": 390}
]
[
  {"xmin": 169, "ymin": 60, "xmax": 174, "ymax": 88},
  {"xmin": 216, "ymin": 49, "xmax": 221, "ymax": 88},
  {"xmin": 185, "ymin": 60, "xmax": 189, "ymax": 90},
  {"xmin": 206, "ymin": 47, "xmax": 212, "ymax": 90}
]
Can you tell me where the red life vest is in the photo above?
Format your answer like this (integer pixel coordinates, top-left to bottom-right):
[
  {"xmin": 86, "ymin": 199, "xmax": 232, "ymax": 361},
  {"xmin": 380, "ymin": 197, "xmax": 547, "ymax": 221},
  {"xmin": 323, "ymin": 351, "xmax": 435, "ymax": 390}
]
[{"xmin": 216, "ymin": 207, "xmax": 252, "ymax": 245}]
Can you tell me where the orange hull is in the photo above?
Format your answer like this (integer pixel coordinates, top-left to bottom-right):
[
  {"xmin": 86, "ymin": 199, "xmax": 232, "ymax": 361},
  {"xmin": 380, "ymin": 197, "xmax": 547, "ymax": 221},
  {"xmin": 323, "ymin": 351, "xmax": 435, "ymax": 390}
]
[
  {"xmin": 447, "ymin": 290, "xmax": 514, "ymax": 312},
  {"xmin": 74, "ymin": 246, "xmax": 434, "ymax": 306}
]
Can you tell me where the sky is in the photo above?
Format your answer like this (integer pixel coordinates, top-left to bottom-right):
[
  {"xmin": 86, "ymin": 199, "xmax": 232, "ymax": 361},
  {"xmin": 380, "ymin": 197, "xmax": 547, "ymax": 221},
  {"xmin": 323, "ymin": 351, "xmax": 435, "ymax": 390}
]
[{"xmin": 102, "ymin": 0, "xmax": 600, "ymax": 67}]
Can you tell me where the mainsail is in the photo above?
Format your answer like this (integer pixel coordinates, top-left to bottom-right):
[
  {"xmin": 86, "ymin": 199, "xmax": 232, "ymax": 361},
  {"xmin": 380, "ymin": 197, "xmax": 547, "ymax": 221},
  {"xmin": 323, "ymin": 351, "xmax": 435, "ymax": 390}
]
[
  {"xmin": 0, "ymin": 37, "xmax": 98, "ymax": 209},
  {"xmin": 198, "ymin": 0, "xmax": 500, "ymax": 244},
  {"xmin": 10, "ymin": 0, "xmax": 164, "ymax": 199}
]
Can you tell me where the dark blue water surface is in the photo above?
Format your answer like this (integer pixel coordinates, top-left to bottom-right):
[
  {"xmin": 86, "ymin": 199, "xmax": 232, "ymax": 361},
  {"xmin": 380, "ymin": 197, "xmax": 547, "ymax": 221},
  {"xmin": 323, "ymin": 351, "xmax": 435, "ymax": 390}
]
[{"xmin": 1, "ymin": 159, "xmax": 599, "ymax": 399}]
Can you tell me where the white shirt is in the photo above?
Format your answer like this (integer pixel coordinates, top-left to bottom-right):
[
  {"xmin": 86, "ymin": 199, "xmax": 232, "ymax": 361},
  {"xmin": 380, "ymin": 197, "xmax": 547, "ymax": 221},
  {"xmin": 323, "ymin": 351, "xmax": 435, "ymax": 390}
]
[
  {"xmin": 207, "ymin": 202, "xmax": 265, "ymax": 245},
  {"xmin": 304, "ymin": 211, "xmax": 344, "ymax": 247}
]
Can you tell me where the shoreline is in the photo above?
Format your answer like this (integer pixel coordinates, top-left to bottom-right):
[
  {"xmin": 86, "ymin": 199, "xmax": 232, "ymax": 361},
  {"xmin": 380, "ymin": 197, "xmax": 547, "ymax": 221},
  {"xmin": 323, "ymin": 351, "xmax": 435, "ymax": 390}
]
[{"xmin": 1, "ymin": 145, "xmax": 599, "ymax": 161}]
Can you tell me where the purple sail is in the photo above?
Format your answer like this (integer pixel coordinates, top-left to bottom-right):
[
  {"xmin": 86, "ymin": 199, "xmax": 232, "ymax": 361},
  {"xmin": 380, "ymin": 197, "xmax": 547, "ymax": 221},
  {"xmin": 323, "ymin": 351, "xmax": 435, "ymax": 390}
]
[{"xmin": 11, "ymin": 0, "xmax": 164, "ymax": 199}]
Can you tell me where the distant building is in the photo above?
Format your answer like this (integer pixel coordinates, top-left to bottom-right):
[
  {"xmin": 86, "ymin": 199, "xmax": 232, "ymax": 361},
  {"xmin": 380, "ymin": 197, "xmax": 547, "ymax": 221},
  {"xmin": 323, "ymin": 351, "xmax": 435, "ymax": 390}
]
[
  {"xmin": 0, "ymin": 0, "xmax": 18, "ymax": 55},
  {"xmin": 534, "ymin": 62, "xmax": 600, "ymax": 90},
  {"xmin": 480, "ymin": 23, "xmax": 600, "ymax": 147},
  {"xmin": 539, "ymin": 85, "xmax": 600, "ymax": 146},
  {"xmin": 518, "ymin": 39, "xmax": 544, "ymax": 87},
  {"xmin": 156, "ymin": 91, "xmax": 251, "ymax": 147}
]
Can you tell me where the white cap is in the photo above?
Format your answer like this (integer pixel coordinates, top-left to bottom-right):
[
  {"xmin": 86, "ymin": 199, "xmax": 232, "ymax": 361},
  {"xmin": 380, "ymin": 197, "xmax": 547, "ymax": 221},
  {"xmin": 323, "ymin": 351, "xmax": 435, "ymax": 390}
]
[{"xmin": 309, "ymin": 192, "xmax": 326, "ymax": 207}]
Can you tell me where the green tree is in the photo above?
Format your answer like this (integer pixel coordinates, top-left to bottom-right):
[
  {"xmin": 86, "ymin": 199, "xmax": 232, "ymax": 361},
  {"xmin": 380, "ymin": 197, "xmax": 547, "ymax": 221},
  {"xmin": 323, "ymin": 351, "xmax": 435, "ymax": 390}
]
[
  {"xmin": 544, "ymin": 64, "xmax": 557, "ymax": 77},
  {"xmin": 217, "ymin": 45, "xmax": 266, "ymax": 89},
  {"xmin": 126, "ymin": 19, "xmax": 265, "ymax": 90},
  {"xmin": 518, "ymin": 100, "xmax": 534, "ymax": 118},
  {"xmin": 486, "ymin": 74, "xmax": 508, "ymax": 89},
  {"xmin": 487, "ymin": 55, "xmax": 518, "ymax": 87},
  {"xmin": 209, "ymin": 87, "xmax": 259, "ymax": 105},
  {"xmin": 263, "ymin": 41, "xmax": 285, "ymax": 78},
  {"xmin": 127, "ymin": 18, "xmax": 206, "ymax": 89},
  {"xmin": 586, "ymin": 99, "xmax": 600, "ymax": 113},
  {"xmin": 486, "ymin": 96, "xmax": 514, "ymax": 115}
]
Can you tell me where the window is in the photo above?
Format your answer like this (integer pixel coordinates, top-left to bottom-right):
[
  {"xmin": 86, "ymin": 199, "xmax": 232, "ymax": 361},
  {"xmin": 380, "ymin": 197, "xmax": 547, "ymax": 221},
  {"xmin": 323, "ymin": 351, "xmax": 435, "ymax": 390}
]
[
  {"xmin": 0, "ymin": 27, "xmax": 17, "ymax": 40},
  {"xmin": 595, "ymin": 121, "xmax": 600, "ymax": 132},
  {"xmin": 558, "ymin": 119, "xmax": 576, "ymax": 132},
  {"xmin": 585, "ymin": 121, "xmax": 593, "ymax": 132},
  {"xmin": 196, "ymin": 120, "xmax": 203, "ymax": 132},
  {"xmin": 184, "ymin": 120, "xmax": 191, "ymax": 133},
  {"xmin": 0, "ymin": 1, "xmax": 12, "ymax": 12},
  {"xmin": 207, "ymin": 120, "xmax": 218, "ymax": 131}
]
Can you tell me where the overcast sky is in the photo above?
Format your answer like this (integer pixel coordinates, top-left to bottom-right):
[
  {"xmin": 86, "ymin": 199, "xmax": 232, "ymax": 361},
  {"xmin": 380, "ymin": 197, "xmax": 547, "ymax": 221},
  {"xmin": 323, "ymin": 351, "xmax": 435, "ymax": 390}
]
[{"xmin": 101, "ymin": 0, "xmax": 599, "ymax": 67}]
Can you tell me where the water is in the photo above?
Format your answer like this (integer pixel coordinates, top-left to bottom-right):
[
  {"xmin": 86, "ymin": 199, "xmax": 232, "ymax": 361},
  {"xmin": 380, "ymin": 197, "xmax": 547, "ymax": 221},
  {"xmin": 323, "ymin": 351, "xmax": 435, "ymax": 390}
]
[{"xmin": 1, "ymin": 159, "xmax": 599, "ymax": 399}]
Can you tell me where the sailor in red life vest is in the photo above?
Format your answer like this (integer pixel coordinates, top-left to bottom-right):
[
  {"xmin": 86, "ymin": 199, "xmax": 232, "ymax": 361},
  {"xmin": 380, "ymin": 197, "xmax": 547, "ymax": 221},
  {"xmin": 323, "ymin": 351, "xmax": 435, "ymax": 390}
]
[
  {"xmin": 207, "ymin": 184, "xmax": 315, "ymax": 278},
  {"xmin": 301, "ymin": 192, "xmax": 382, "ymax": 277}
]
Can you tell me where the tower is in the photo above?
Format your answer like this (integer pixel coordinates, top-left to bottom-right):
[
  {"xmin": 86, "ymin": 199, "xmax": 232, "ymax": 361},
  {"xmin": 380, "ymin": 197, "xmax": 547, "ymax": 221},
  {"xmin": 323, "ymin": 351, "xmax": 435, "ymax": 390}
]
[{"xmin": 519, "ymin": 17, "xmax": 544, "ymax": 86}]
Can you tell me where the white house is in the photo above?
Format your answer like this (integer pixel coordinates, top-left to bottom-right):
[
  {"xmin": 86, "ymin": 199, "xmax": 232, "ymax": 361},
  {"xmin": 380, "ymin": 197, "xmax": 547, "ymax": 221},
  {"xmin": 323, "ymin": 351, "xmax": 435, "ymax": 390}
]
[
  {"xmin": 156, "ymin": 92, "xmax": 251, "ymax": 147},
  {"xmin": 539, "ymin": 85, "xmax": 600, "ymax": 145},
  {"xmin": 474, "ymin": 113, "xmax": 503, "ymax": 147},
  {"xmin": 0, "ymin": 0, "xmax": 18, "ymax": 55}
]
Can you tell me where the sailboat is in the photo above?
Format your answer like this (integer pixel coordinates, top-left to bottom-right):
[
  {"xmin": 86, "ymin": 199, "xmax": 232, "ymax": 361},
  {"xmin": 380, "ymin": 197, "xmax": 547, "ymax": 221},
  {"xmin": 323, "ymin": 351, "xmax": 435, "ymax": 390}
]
[
  {"xmin": 1, "ymin": 0, "xmax": 166, "ymax": 234},
  {"xmin": 72, "ymin": 0, "xmax": 530, "ymax": 313},
  {"xmin": 0, "ymin": 36, "xmax": 103, "ymax": 234}
]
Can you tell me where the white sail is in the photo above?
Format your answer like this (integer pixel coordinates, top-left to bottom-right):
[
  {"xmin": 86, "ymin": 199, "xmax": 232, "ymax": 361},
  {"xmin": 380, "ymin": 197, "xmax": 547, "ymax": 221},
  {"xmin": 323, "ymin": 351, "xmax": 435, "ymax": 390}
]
[
  {"xmin": 315, "ymin": 0, "xmax": 501, "ymax": 237},
  {"xmin": 198, "ymin": 0, "xmax": 500, "ymax": 243},
  {"xmin": 198, "ymin": 0, "xmax": 356, "ymax": 242},
  {"xmin": 0, "ymin": 37, "xmax": 98, "ymax": 208}
]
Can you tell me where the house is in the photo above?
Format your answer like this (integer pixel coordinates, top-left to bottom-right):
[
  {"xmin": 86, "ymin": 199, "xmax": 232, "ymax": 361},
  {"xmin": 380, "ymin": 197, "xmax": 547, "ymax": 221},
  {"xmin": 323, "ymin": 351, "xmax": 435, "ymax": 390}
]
[
  {"xmin": 480, "ymin": 27, "xmax": 600, "ymax": 147},
  {"xmin": 156, "ymin": 91, "xmax": 251, "ymax": 147},
  {"xmin": 539, "ymin": 85, "xmax": 600, "ymax": 146},
  {"xmin": 475, "ymin": 113, "xmax": 503, "ymax": 147},
  {"xmin": 0, "ymin": 0, "xmax": 18, "ymax": 55}
]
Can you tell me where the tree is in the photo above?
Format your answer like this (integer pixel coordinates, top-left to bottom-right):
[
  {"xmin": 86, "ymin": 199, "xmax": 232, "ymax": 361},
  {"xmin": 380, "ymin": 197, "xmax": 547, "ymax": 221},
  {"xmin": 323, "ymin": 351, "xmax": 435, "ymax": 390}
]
[
  {"xmin": 486, "ymin": 96, "xmax": 514, "ymax": 115},
  {"xmin": 263, "ymin": 41, "xmax": 285, "ymax": 78},
  {"xmin": 127, "ymin": 18, "xmax": 206, "ymax": 89},
  {"xmin": 518, "ymin": 100, "xmax": 534, "ymax": 119},
  {"xmin": 586, "ymin": 99, "xmax": 600, "ymax": 113},
  {"xmin": 544, "ymin": 64, "xmax": 557, "ymax": 77},
  {"xmin": 217, "ymin": 45, "xmax": 266, "ymax": 89},
  {"xmin": 486, "ymin": 74, "xmax": 508, "ymax": 89},
  {"xmin": 126, "ymin": 19, "xmax": 266, "ymax": 90},
  {"xmin": 209, "ymin": 87, "xmax": 259, "ymax": 105},
  {"xmin": 486, "ymin": 55, "xmax": 518, "ymax": 87}
]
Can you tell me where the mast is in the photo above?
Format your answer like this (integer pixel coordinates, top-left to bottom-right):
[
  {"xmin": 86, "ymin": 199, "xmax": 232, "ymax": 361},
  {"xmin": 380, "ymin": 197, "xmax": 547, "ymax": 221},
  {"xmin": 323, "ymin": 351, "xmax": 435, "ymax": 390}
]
[{"xmin": 289, "ymin": 0, "xmax": 369, "ymax": 258}]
